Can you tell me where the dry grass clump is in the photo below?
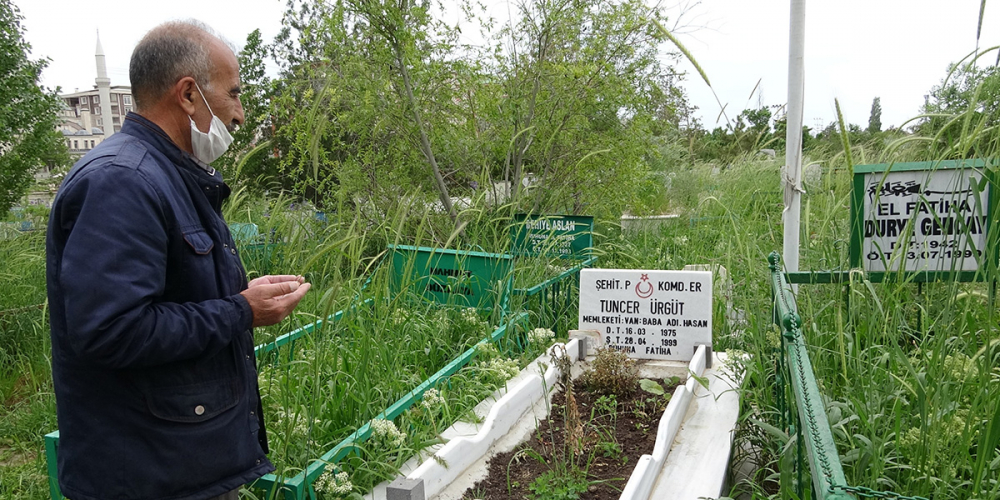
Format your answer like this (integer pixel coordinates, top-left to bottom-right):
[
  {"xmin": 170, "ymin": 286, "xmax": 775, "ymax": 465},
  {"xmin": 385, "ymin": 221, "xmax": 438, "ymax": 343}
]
[{"xmin": 579, "ymin": 348, "xmax": 639, "ymax": 397}]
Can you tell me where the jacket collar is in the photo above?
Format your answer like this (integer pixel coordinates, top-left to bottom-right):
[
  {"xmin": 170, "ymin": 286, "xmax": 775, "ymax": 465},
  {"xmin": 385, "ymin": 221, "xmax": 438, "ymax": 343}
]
[{"xmin": 121, "ymin": 112, "xmax": 218, "ymax": 176}]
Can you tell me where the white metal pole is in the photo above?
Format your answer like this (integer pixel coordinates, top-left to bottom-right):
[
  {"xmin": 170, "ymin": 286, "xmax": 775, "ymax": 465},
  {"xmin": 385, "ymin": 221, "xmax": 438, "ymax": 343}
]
[{"xmin": 783, "ymin": 0, "xmax": 806, "ymax": 274}]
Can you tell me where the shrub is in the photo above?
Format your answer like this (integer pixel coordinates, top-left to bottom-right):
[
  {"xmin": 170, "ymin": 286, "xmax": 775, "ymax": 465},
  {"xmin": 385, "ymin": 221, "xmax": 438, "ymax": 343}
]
[{"xmin": 579, "ymin": 348, "xmax": 638, "ymax": 397}]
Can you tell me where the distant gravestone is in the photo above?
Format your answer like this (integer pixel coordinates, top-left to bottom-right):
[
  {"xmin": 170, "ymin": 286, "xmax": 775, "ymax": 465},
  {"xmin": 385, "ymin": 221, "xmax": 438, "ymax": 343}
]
[
  {"xmin": 803, "ymin": 162, "xmax": 822, "ymax": 187},
  {"xmin": 578, "ymin": 268, "xmax": 712, "ymax": 361},
  {"xmin": 682, "ymin": 264, "xmax": 738, "ymax": 328}
]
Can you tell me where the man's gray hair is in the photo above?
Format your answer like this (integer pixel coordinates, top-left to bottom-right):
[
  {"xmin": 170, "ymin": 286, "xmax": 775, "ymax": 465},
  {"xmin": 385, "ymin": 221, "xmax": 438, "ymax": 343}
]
[{"xmin": 129, "ymin": 20, "xmax": 227, "ymax": 111}]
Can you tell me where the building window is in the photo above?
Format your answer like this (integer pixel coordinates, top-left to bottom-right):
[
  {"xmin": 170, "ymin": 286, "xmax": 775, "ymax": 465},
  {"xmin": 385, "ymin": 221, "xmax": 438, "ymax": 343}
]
[
  {"xmin": 93, "ymin": 96, "xmax": 99, "ymax": 104},
  {"xmin": 73, "ymin": 140, "xmax": 78, "ymax": 149},
  {"xmin": 81, "ymin": 96, "xmax": 88, "ymax": 104},
  {"xmin": 124, "ymin": 106, "xmax": 132, "ymax": 114},
  {"xmin": 97, "ymin": 118, "xmax": 103, "ymax": 126},
  {"xmin": 94, "ymin": 106, "xmax": 100, "ymax": 115},
  {"xmin": 90, "ymin": 140, "xmax": 95, "ymax": 148},
  {"xmin": 123, "ymin": 95, "xmax": 131, "ymax": 105}
]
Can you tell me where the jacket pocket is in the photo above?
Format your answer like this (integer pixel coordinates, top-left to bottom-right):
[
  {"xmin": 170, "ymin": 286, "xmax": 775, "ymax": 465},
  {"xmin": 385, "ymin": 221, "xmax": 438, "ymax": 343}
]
[
  {"xmin": 182, "ymin": 227, "xmax": 214, "ymax": 255},
  {"xmin": 145, "ymin": 378, "xmax": 240, "ymax": 423}
]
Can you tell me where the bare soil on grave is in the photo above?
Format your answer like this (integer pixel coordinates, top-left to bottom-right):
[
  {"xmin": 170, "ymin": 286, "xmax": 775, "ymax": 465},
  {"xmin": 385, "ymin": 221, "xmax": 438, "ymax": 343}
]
[{"xmin": 463, "ymin": 379, "xmax": 679, "ymax": 500}]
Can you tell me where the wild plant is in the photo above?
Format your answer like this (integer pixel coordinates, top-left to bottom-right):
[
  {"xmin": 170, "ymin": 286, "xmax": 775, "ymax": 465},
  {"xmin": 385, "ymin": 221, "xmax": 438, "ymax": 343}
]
[{"xmin": 578, "ymin": 347, "xmax": 639, "ymax": 397}]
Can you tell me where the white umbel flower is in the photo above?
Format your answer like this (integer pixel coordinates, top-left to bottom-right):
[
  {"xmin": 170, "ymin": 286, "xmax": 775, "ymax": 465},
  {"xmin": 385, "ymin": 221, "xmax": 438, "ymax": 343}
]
[
  {"xmin": 421, "ymin": 388, "xmax": 444, "ymax": 409},
  {"xmin": 370, "ymin": 418, "xmax": 407, "ymax": 447},
  {"xmin": 528, "ymin": 327, "xmax": 555, "ymax": 344},
  {"xmin": 314, "ymin": 469, "xmax": 352, "ymax": 495}
]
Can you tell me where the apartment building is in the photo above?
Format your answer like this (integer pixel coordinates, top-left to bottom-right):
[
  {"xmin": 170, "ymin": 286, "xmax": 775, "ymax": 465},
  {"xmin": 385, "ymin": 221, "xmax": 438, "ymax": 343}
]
[{"xmin": 57, "ymin": 86, "xmax": 133, "ymax": 156}]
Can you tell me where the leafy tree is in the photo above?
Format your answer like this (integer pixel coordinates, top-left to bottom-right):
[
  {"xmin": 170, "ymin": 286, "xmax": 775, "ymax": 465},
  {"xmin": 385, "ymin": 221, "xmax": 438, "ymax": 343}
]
[
  {"xmin": 481, "ymin": 0, "xmax": 681, "ymax": 216},
  {"xmin": 347, "ymin": 0, "xmax": 458, "ymax": 225},
  {"xmin": 734, "ymin": 106, "xmax": 774, "ymax": 152},
  {"xmin": 867, "ymin": 97, "xmax": 882, "ymax": 134},
  {"xmin": 739, "ymin": 107, "xmax": 772, "ymax": 135},
  {"xmin": 217, "ymin": 28, "xmax": 274, "ymax": 184},
  {"xmin": 919, "ymin": 59, "xmax": 1000, "ymax": 157},
  {"xmin": 771, "ymin": 116, "xmax": 812, "ymax": 153},
  {"xmin": 267, "ymin": 0, "xmax": 466, "ymax": 220},
  {"xmin": 693, "ymin": 105, "xmax": 778, "ymax": 161},
  {"xmin": 257, "ymin": 0, "xmax": 688, "ymax": 225},
  {"xmin": 0, "ymin": 0, "xmax": 69, "ymax": 217}
]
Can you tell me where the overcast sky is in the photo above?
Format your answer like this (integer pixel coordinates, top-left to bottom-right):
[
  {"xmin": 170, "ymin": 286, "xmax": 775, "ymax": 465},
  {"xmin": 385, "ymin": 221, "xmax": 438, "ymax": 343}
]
[{"xmin": 19, "ymin": 0, "xmax": 1000, "ymax": 133}]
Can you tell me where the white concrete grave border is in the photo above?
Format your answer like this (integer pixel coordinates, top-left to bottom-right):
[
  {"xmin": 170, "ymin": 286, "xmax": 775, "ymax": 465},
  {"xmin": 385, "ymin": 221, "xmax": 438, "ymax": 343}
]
[{"xmin": 374, "ymin": 340, "xmax": 744, "ymax": 500}]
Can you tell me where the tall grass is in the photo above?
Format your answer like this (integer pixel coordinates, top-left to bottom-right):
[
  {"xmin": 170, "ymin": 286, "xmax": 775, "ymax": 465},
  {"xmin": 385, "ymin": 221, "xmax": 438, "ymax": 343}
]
[
  {"xmin": 6, "ymin": 103, "xmax": 1000, "ymax": 499},
  {"xmin": 220, "ymin": 196, "xmax": 582, "ymax": 496},
  {"xmin": 597, "ymin": 119, "xmax": 1000, "ymax": 497},
  {"xmin": 0, "ymin": 229, "xmax": 57, "ymax": 500},
  {"xmin": 0, "ymin": 187, "xmax": 581, "ymax": 498}
]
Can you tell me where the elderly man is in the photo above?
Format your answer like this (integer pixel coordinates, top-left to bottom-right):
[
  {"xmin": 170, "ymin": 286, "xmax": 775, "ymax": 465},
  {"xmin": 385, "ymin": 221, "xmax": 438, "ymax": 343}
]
[{"xmin": 46, "ymin": 20, "xmax": 309, "ymax": 500}]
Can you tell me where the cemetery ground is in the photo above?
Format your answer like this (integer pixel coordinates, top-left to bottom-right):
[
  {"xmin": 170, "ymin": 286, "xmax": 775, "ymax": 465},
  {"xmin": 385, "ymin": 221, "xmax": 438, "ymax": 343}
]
[
  {"xmin": 2, "ymin": 154, "xmax": 1000, "ymax": 499},
  {"xmin": 461, "ymin": 348, "xmax": 684, "ymax": 500}
]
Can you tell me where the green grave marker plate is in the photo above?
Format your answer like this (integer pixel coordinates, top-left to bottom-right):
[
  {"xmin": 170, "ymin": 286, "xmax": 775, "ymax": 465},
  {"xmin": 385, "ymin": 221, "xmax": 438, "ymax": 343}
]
[
  {"xmin": 511, "ymin": 214, "xmax": 594, "ymax": 258},
  {"xmin": 851, "ymin": 160, "xmax": 996, "ymax": 277},
  {"xmin": 388, "ymin": 244, "xmax": 512, "ymax": 310}
]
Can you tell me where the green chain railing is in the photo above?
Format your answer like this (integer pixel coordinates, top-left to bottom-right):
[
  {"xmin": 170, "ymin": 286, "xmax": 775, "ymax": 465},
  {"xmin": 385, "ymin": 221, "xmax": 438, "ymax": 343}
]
[{"xmin": 769, "ymin": 252, "xmax": 930, "ymax": 500}]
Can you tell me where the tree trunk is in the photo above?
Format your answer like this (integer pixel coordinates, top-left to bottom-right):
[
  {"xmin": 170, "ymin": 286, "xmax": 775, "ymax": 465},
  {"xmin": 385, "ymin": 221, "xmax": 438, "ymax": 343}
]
[{"xmin": 391, "ymin": 41, "xmax": 458, "ymax": 226}]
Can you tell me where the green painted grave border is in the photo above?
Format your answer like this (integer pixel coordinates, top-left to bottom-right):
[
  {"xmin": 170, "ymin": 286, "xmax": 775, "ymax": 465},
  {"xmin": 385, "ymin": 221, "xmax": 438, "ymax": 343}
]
[
  {"xmin": 250, "ymin": 312, "xmax": 529, "ymax": 500},
  {"xmin": 771, "ymin": 251, "xmax": 933, "ymax": 500},
  {"xmin": 769, "ymin": 253, "xmax": 854, "ymax": 499}
]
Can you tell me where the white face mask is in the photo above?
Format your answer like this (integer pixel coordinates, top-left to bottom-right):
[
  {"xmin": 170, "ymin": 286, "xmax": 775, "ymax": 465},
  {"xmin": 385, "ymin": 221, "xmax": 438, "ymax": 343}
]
[{"xmin": 189, "ymin": 82, "xmax": 234, "ymax": 165}]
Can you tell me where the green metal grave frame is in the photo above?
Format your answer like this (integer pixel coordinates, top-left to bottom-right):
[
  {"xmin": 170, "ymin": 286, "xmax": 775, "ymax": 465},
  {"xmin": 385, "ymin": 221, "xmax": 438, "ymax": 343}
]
[
  {"xmin": 770, "ymin": 252, "xmax": 930, "ymax": 500},
  {"xmin": 387, "ymin": 244, "xmax": 514, "ymax": 315},
  {"xmin": 230, "ymin": 222, "xmax": 283, "ymax": 276},
  {"xmin": 44, "ymin": 244, "xmax": 534, "ymax": 499},
  {"xmin": 773, "ymin": 158, "xmax": 995, "ymax": 500},
  {"xmin": 249, "ymin": 312, "xmax": 529, "ymax": 500},
  {"xmin": 509, "ymin": 213, "xmax": 596, "ymax": 336},
  {"xmin": 512, "ymin": 256, "xmax": 597, "ymax": 336},
  {"xmin": 770, "ymin": 252, "xmax": 852, "ymax": 499}
]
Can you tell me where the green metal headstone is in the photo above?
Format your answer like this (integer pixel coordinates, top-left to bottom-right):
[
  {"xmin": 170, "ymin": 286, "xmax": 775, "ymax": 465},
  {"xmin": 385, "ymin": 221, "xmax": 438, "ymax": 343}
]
[
  {"xmin": 510, "ymin": 214, "xmax": 594, "ymax": 258},
  {"xmin": 387, "ymin": 244, "xmax": 513, "ymax": 311}
]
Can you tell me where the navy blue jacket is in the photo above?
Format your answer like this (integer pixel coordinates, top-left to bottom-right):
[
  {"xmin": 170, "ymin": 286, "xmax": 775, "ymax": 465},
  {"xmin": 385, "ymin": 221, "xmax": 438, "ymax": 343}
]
[{"xmin": 46, "ymin": 113, "xmax": 273, "ymax": 500}]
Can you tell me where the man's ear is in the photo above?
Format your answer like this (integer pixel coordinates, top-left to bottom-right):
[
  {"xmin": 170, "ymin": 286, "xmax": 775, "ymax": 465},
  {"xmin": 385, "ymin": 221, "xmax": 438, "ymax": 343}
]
[{"xmin": 174, "ymin": 77, "xmax": 198, "ymax": 116}]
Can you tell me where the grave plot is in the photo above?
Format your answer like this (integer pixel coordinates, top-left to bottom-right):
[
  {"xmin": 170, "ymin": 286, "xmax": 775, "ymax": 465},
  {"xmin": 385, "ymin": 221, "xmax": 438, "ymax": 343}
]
[
  {"xmin": 377, "ymin": 265, "xmax": 743, "ymax": 500},
  {"xmin": 43, "ymin": 241, "xmax": 594, "ymax": 500},
  {"xmin": 510, "ymin": 214, "xmax": 597, "ymax": 340},
  {"xmin": 380, "ymin": 341, "xmax": 743, "ymax": 500}
]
